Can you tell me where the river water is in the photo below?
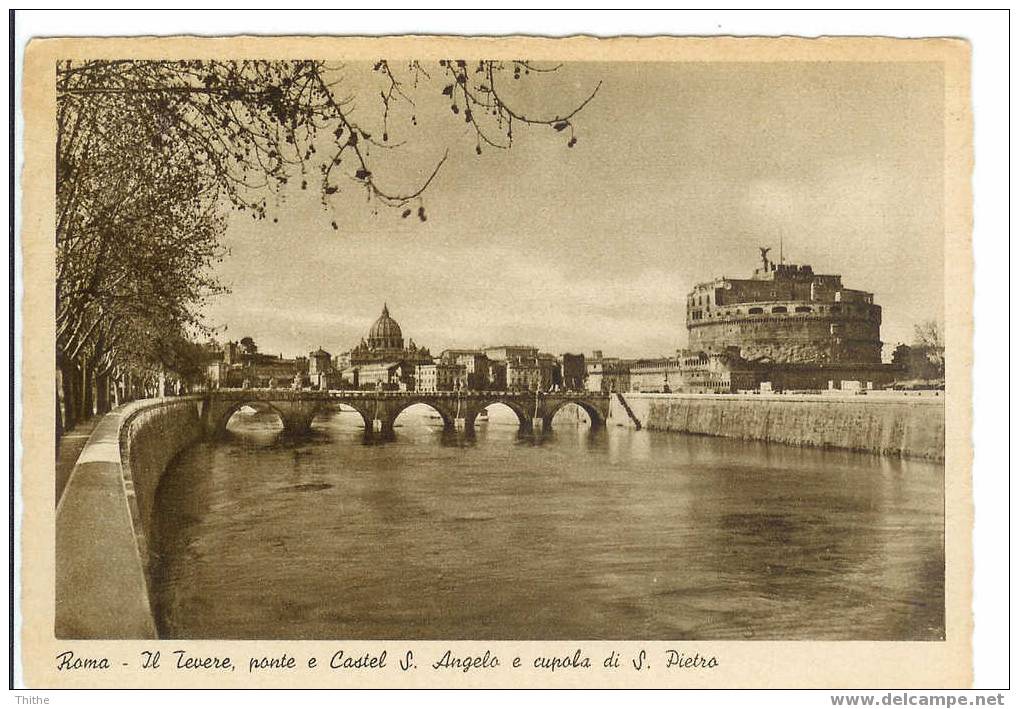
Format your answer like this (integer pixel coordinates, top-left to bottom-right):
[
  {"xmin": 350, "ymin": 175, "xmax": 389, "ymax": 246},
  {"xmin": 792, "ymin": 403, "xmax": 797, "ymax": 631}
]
[{"xmin": 152, "ymin": 406, "xmax": 944, "ymax": 641}]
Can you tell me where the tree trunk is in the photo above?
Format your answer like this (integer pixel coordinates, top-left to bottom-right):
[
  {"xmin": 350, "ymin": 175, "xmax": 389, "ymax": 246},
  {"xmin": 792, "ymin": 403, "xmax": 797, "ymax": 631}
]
[
  {"xmin": 70, "ymin": 360, "xmax": 82, "ymax": 427},
  {"xmin": 55, "ymin": 391, "xmax": 64, "ymax": 442},
  {"xmin": 79, "ymin": 359, "xmax": 94, "ymax": 421},
  {"xmin": 95, "ymin": 371, "xmax": 110, "ymax": 414},
  {"xmin": 59, "ymin": 356, "xmax": 79, "ymax": 431},
  {"xmin": 55, "ymin": 362, "xmax": 69, "ymax": 434}
]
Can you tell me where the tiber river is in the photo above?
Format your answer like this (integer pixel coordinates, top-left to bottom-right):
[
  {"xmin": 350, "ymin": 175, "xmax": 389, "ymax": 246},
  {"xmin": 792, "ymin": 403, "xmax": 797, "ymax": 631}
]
[{"xmin": 152, "ymin": 404, "xmax": 944, "ymax": 641}]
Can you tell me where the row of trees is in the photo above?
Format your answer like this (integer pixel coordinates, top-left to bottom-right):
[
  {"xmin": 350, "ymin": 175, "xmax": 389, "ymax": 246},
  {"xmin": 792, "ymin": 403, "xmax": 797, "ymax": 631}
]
[{"xmin": 55, "ymin": 59, "xmax": 599, "ymax": 435}]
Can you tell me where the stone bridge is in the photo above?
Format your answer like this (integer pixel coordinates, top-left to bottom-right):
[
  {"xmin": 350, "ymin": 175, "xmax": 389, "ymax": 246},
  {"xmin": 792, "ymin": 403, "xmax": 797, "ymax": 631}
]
[{"xmin": 202, "ymin": 389, "xmax": 611, "ymax": 438}]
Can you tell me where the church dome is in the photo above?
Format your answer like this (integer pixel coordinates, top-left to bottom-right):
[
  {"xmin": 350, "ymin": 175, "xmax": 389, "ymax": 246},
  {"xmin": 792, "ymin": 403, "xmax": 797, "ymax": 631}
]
[{"xmin": 367, "ymin": 303, "xmax": 403, "ymax": 348}]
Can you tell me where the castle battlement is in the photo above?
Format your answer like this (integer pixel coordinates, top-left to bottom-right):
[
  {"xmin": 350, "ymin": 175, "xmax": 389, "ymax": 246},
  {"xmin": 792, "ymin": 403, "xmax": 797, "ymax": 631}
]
[{"xmin": 686, "ymin": 251, "xmax": 883, "ymax": 366}]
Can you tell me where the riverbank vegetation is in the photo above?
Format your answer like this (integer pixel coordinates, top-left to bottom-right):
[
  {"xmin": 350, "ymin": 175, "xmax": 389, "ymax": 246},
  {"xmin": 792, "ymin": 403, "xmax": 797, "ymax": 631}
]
[{"xmin": 890, "ymin": 320, "xmax": 946, "ymax": 388}]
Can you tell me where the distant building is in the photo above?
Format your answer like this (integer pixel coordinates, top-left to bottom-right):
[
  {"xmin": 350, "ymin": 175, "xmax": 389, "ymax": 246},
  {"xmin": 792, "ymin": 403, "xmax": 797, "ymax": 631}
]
[
  {"xmin": 538, "ymin": 353, "xmax": 562, "ymax": 389},
  {"xmin": 628, "ymin": 358, "xmax": 682, "ymax": 393},
  {"xmin": 489, "ymin": 360, "xmax": 507, "ymax": 390},
  {"xmin": 686, "ymin": 249, "xmax": 883, "ymax": 365},
  {"xmin": 560, "ymin": 353, "xmax": 586, "ymax": 391},
  {"xmin": 585, "ymin": 353, "xmax": 631, "ymax": 394},
  {"xmin": 629, "ymin": 347, "xmax": 759, "ymax": 394},
  {"xmin": 336, "ymin": 304, "xmax": 434, "ymax": 390},
  {"xmin": 506, "ymin": 359, "xmax": 545, "ymax": 391},
  {"xmin": 205, "ymin": 338, "xmax": 308, "ymax": 389},
  {"xmin": 355, "ymin": 361, "xmax": 415, "ymax": 391},
  {"xmin": 439, "ymin": 349, "xmax": 491, "ymax": 390},
  {"xmin": 416, "ymin": 362, "xmax": 467, "ymax": 392},
  {"xmin": 682, "ymin": 250, "xmax": 898, "ymax": 390},
  {"xmin": 582, "ymin": 252, "xmax": 897, "ymax": 394},
  {"xmin": 506, "ymin": 356, "xmax": 560, "ymax": 392},
  {"xmin": 480, "ymin": 344, "xmax": 559, "ymax": 391},
  {"xmin": 309, "ymin": 348, "xmax": 331, "ymax": 374},
  {"xmin": 483, "ymin": 345, "xmax": 539, "ymax": 363},
  {"xmin": 308, "ymin": 347, "xmax": 333, "ymax": 390},
  {"xmin": 341, "ymin": 304, "xmax": 433, "ymax": 367},
  {"xmin": 333, "ymin": 351, "xmax": 351, "ymax": 373}
]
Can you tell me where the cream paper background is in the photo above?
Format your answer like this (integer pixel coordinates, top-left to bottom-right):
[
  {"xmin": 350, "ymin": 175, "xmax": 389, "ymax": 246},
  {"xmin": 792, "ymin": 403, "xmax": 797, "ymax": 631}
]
[{"xmin": 19, "ymin": 35, "xmax": 973, "ymax": 688}]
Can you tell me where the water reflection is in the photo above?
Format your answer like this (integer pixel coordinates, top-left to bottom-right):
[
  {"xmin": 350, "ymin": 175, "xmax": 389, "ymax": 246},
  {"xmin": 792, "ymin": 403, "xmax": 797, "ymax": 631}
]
[{"xmin": 152, "ymin": 408, "xmax": 944, "ymax": 641}]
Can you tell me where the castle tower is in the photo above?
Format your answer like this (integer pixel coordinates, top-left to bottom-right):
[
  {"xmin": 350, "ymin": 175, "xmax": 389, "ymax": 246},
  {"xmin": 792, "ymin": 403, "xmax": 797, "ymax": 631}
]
[{"xmin": 685, "ymin": 251, "xmax": 882, "ymax": 365}]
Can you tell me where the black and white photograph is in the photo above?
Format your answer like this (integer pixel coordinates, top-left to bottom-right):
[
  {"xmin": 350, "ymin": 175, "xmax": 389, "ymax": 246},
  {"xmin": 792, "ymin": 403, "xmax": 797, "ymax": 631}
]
[{"xmin": 15, "ymin": 19, "xmax": 990, "ymax": 693}]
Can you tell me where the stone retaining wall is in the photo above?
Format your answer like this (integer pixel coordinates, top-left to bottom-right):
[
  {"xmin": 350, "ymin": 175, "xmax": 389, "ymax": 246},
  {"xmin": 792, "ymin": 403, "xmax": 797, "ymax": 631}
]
[
  {"xmin": 55, "ymin": 397, "xmax": 203, "ymax": 638},
  {"xmin": 611, "ymin": 392, "xmax": 945, "ymax": 462}
]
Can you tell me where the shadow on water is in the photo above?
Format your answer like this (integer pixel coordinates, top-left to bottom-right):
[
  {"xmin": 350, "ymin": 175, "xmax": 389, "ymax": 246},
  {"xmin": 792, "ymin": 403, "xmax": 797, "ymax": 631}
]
[{"xmin": 153, "ymin": 407, "xmax": 944, "ymax": 641}]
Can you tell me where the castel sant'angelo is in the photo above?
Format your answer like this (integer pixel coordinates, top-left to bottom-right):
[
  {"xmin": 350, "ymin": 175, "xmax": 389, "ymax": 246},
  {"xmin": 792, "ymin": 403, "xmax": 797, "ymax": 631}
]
[
  {"xmin": 686, "ymin": 247, "xmax": 883, "ymax": 366},
  {"xmin": 674, "ymin": 247, "xmax": 894, "ymax": 392}
]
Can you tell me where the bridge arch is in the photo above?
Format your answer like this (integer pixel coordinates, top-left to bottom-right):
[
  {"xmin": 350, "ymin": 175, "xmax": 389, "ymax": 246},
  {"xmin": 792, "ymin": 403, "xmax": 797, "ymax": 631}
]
[
  {"xmin": 207, "ymin": 395, "xmax": 331, "ymax": 438},
  {"xmin": 465, "ymin": 397, "xmax": 533, "ymax": 434},
  {"xmin": 542, "ymin": 398, "xmax": 606, "ymax": 430},
  {"xmin": 317, "ymin": 400, "xmax": 374, "ymax": 433},
  {"xmin": 214, "ymin": 399, "xmax": 287, "ymax": 438},
  {"xmin": 382, "ymin": 398, "xmax": 457, "ymax": 435}
]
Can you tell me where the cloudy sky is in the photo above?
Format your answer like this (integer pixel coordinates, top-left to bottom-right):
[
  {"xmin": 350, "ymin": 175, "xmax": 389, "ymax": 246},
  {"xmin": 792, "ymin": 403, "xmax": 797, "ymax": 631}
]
[{"xmin": 204, "ymin": 60, "xmax": 944, "ymax": 359}]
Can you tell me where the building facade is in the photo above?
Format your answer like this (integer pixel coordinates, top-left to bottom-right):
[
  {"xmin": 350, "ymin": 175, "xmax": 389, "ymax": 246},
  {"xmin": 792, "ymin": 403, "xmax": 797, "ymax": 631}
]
[
  {"xmin": 205, "ymin": 340, "xmax": 309, "ymax": 389},
  {"xmin": 353, "ymin": 361, "xmax": 416, "ymax": 391},
  {"xmin": 560, "ymin": 353, "xmax": 586, "ymax": 391},
  {"xmin": 584, "ymin": 351, "xmax": 632, "ymax": 393},
  {"xmin": 629, "ymin": 348, "xmax": 761, "ymax": 394},
  {"xmin": 308, "ymin": 348, "xmax": 333, "ymax": 390},
  {"xmin": 439, "ymin": 349, "xmax": 491, "ymax": 390},
  {"xmin": 415, "ymin": 362, "xmax": 468, "ymax": 392},
  {"xmin": 505, "ymin": 359, "xmax": 547, "ymax": 391},
  {"xmin": 483, "ymin": 345, "xmax": 539, "ymax": 363},
  {"xmin": 482, "ymin": 345, "xmax": 561, "ymax": 391},
  {"xmin": 488, "ymin": 360, "xmax": 507, "ymax": 390}
]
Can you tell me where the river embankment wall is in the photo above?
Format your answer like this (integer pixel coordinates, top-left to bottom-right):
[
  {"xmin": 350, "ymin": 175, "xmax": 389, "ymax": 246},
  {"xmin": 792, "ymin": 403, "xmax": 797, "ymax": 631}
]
[
  {"xmin": 611, "ymin": 392, "xmax": 945, "ymax": 462},
  {"xmin": 55, "ymin": 397, "xmax": 203, "ymax": 639}
]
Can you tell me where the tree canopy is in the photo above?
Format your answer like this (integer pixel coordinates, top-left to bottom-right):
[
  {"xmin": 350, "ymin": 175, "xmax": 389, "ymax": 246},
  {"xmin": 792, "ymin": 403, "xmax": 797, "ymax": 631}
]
[
  {"xmin": 55, "ymin": 59, "xmax": 600, "ymax": 426},
  {"xmin": 890, "ymin": 320, "xmax": 945, "ymax": 382}
]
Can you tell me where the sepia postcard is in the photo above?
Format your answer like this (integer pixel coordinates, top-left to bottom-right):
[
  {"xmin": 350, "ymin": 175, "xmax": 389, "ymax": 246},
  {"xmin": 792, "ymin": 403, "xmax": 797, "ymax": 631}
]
[{"xmin": 18, "ymin": 34, "xmax": 972, "ymax": 688}]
